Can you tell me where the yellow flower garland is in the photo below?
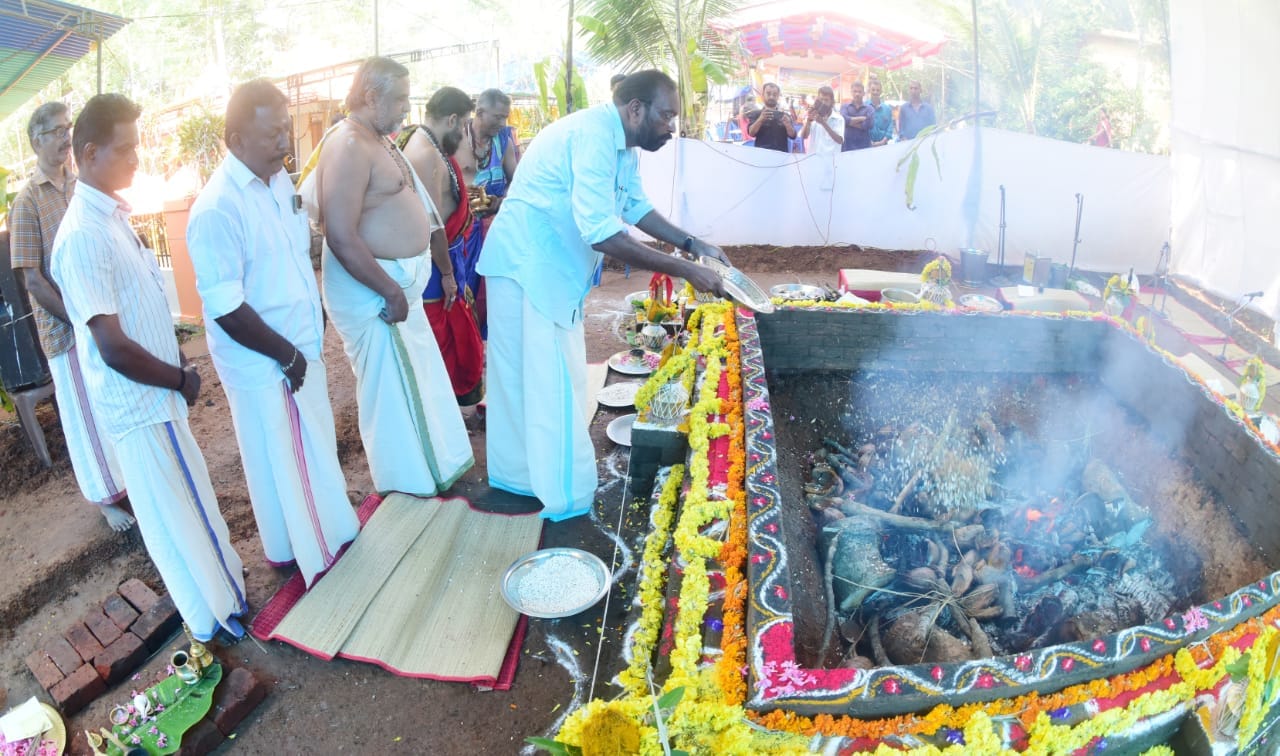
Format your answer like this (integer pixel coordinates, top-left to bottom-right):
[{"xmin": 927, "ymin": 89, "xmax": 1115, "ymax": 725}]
[{"xmin": 616, "ymin": 465, "xmax": 685, "ymax": 696}]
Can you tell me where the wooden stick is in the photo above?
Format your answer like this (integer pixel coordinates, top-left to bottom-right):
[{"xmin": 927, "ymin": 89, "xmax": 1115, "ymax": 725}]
[
  {"xmin": 868, "ymin": 613, "xmax": 890, "ymax": 666},
  {"xmin": 819, "ymin": 529, "xmax": 843, "ymax": 664}
]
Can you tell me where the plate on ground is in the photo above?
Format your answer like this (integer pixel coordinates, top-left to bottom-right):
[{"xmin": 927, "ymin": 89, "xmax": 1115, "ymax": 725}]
[
  {"xmin": 597, "ymin": 381, "xmax": 643, "ymax": 408},
  {"xmin": 501, "ymin": 547, "xmax": 611, "ymax": 618},
  {"xmin": 958, "ymin": 293, "xmax": 1004, "ymax": 312},
  {"xmin": 608, "ymin": 349, "xmax": 654, "ymax": 376},
  {"xmin": 625, "ymin": 290, "xmax": 650, "ymax": 307},
  {"xmin": 607, "ymin": 413, "xmax": 637, "ymax": 446}
]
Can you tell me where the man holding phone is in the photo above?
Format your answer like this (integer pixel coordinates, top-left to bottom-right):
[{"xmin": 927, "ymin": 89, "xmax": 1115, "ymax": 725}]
[
  {"xmin": 748, "ymin": 82, "xmax": 795, "ymax": 152},
  {"xmin": 801, "ymin": 86, "xmax": 844, "ymax": 156}
]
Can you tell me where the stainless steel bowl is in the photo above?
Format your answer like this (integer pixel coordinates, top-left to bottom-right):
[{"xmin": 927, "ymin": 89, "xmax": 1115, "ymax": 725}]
[
  {"xmin": 770, "ymin": 283, "xmax": 827, "ymax": 302},
  {"xmin": 880, "ymin": 287, "xmax": 921, "ymax": 304},
  {"xmin": 501, "ymin": 548, "xmax": 611, "ymax": 618}
]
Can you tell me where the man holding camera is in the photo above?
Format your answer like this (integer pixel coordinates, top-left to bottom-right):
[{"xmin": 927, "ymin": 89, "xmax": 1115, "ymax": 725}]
[
  {"xmin": 801, "ymin": 86, "xmax": 844, "ymax": 156},
  {"xmin": 747, "ymin": 82, "xmax": 795, "ymax": 153}
]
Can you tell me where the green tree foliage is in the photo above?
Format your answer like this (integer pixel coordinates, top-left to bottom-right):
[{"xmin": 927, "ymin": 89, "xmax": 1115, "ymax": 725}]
[
  {"xmin": 175, "ymin": 108, "xmax": 226, "ymax": 186},
  {"xmin": 575, "ymin": 0, "xmax": 738, "ymax": 136},
  {"xmin": 884, "ymin": 0, "xmax": 1170, "ymax": 152}
]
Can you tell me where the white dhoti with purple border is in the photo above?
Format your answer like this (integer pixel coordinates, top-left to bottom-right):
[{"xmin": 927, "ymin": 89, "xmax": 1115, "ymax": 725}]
[
  {"xmin": 47, "ymin": 345, "xmax": 126, "ymax": 506},
  {"xmin": 222, "ymin": 357, "xmax": 359, "ymax": 587},
  {"xmin": 114, "ymin": 419, "xmax": 247, "ymax": 641}
]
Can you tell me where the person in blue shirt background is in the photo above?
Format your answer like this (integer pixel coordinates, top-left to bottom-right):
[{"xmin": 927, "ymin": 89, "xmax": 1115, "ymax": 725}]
[
  {"xmin": 868, "ymin": 79, "xmax": 896, "ymax": 146},
  {"xmin": 477, "ymin": 70, "xmax": 730, "ymax": 522},
  {"xmin": 899, "ymin": 80, "xmax": 938, "ymax": 140}
]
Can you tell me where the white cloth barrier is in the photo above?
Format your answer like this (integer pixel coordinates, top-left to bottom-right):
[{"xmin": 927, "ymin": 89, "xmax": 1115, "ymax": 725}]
[
  {"xmin": 637, "ymin": 128, "xmax": 1170, "ymax": 276},
  {"xmin": 1169, "ymin": 0, "xmax": 1280, "ymax": 322}
]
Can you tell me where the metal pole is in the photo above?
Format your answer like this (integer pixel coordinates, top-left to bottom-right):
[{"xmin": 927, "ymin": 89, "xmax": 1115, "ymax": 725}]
[
  {"xmin": 970, "ymin": 0, "xmax": 979, "ymax": 114},
  {"xmin": 997, "ymin": 184, "xmax": 1006, "ymax": 268},
  {"xmin": 1069, "ymin": 193, "xmax": 1084, "ymax": 277},
  {"xmin": 564, "ymin": 0, "xmax": 574, "ymax": 114}
]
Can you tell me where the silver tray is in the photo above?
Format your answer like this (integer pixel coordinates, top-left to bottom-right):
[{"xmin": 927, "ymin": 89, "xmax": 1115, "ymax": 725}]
[
  {"xmin": 770, "ymin": 283, "xmax": 827, "ymax": 302},
  {"xmin": 699, "ymin": 258, "xmax": 775, "ymax": 313},
  {"xmin": 501, "ymin": 547, "xmax": 611, "ymax": 618},
  {"xmin": 608, "ymin": 349, "xmax": 654, "ymax": 376},
  {"xmin": 607, "ymin": 413, "xmax": 637, "ymax": 446},
  {"xmin": 958, "ymin": 293, "xmax": 1003, "ymax": 312},
  {"xmin": 597, "ymin": 381, "xmax": 642, "ymax": 408}
]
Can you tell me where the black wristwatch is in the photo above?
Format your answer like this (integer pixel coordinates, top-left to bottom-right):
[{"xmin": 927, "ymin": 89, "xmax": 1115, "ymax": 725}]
[{"xmin": 679, "ymin": 235, "xmax": 695, "ymax": 253}]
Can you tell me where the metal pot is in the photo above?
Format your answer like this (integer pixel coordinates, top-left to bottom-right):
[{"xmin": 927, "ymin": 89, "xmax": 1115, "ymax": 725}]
[{"xmin": 959, "ymin": 248, "xmax": 988, "ymax": 285}]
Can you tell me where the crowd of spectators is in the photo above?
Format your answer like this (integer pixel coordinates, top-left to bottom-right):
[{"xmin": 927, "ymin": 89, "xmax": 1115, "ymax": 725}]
[{"xmin": 736, "ymin": 77, "xmax": 937, "ymax": 155}]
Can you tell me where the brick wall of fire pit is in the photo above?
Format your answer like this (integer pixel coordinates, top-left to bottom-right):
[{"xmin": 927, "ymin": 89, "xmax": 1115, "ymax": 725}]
[{"xmin": 741, "ymin": 307, "xmax": 1280, "ymax": 719}]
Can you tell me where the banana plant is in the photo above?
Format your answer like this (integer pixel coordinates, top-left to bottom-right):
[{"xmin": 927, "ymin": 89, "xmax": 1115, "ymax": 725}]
[
  {"xmin": 533, "ymin": 57, "xmax": 589, "ymax": 121},
  {"xmin": 895, "ymin": 125, "xmax": 943, "ymax": 210}
]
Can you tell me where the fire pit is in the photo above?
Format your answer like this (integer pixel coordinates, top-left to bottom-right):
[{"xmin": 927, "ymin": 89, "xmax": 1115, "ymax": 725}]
[{"xmin": 742, "ymin": 306, "xmax": 1280, "ymax": 722}]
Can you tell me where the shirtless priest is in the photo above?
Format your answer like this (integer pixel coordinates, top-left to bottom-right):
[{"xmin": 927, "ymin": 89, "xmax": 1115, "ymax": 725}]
[{"xmin": 307, "ymin": 56, "xmax": 472, "ymax": 496}]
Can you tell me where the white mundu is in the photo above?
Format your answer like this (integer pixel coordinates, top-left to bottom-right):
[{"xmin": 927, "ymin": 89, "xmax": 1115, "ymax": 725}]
[
  {"xmin": 52, "ymin": 181, "xmax": 246, "ymax": 640},
  {"xmin": 188, "ymin": 154, "xmax": 358, "ymax": 586}
]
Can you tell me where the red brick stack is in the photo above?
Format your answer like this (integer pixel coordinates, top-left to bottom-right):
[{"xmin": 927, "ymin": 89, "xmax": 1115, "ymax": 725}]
[{"xmin": 24, "ymin": 578, "xmax": 180, "ymax": 714}]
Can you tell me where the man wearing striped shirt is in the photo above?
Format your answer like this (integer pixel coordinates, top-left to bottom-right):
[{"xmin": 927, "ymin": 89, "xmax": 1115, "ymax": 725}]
[
  {"xmin": 9, "ymin": 102, "xmax": 132, "ymax": 531},
  {"xmin": 187, "ymin": 80, "xmax": 358, "ymax": 588},
  {"xmin": 52, "ymin": 94, "xmax": 247, "ymax": 643}
]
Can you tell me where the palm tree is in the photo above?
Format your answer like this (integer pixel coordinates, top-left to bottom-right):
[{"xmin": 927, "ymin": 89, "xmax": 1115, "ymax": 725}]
[{"xmin": 576, "ymin": 0, "xmax": 740, "ymax": 135}]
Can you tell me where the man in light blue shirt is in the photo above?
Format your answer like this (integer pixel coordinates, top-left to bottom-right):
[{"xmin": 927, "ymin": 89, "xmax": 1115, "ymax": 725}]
[{"xmin": 478, "ymin": 69, "xmax": 729, "ymax": 521}]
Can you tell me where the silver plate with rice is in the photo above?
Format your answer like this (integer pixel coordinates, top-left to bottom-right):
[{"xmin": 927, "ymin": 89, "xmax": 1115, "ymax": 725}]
[{"xmin": 501, "ymin": 548, "xmax": 611, "ymax": 618}]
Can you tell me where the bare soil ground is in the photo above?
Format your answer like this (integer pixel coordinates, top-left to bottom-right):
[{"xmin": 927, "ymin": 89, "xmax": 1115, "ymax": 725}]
[{"xmin": 0, "ymin": 245, "xmax": 1272, "ymax": 754}]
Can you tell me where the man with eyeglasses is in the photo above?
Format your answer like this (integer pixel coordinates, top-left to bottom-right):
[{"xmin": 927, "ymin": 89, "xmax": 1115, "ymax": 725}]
[
  {"xmin": 477, "ymin": 69, "xmax": 729, "ymax": 521},
  {"xmin": 9, "ymin": 101, "xmax": 133, "ymax": 532}
]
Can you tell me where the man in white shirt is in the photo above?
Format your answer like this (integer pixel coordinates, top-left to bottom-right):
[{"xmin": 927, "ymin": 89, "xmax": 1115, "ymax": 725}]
[
  {"xmin": 187, "ymin": 80, "xmax": 358, "ymax": 588},
  {"xmin": 801, "ymin": 86, "xmax": 844, "ymax": 156},
  {"xmin": 52, "ymin": 94, "xmax": 247, "ymax": 642},
  {"xmin": 478, "ymin": 70, "xmax": 727, "ymax": 520}
]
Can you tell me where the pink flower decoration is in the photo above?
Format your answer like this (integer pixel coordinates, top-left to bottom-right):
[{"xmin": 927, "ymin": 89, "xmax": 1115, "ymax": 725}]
[
  {"xmin": 773, "ymin": 585, "xmax": 788, "ymax": 600},
  {"xmin": 753, "ymin": 497, "xmax": 767, "ymax": 507},
  {"xmin": 882, "ymin": 678, "xmax": 901, "ymax": 694},
  {"xmin": 931, "ymin": 666, "xmax": 944, "ymax": 681},
  {"xmin": 1182, "ymin": 607, "xmax": 1209, "ymax": 634},
  {"xmin": 1015, "ymin": 655, "xmax": 1032, "ymax": 672},
  {"xmin": 778, "ymin": 661, "xmax": 814, "ymax": 687},
  {"xmin": 1061, "ymin": 658, "xmax": 1075, "ymax": 672},
  {"xmin": 1164, "ymin": 618, "xmax": 1177, "ymax": 629},
  {"xmin": 761, "ymin": 473, "xmax": 775, "ymax": 483},
  {"xmin": 976, "ymin": 673, "xmax": 996, "ymax": 688},
  {"xmin": 762, "ymin": 431, "xmax": 773, "ymax": 440},
  {"xmin": 1092, "ymin": 639, "xmax": 1106, "ymax": 653},
  {"xmin": 1243, "ymin": 595, "xmax": 1253, "ymax": 607},
  {"xmin": 1214, "ymin": 601, "xmax": 1222, "ymax": 609},
  {"xmin": 1260, "ymin": 581, "xmax": 1268, "ymax": 590},
  {"xmin": 746, "ymin": 398, "xmax": 770, "ymax": 411},
  {"xmin": 765, "ymin": 523, "xmax": 778, "ymax": 533},
  {"xmin": 751, "ymin": 554, "xmax": 767, "ymax": 564},
  {"xmin": 1140, "ymin": 637, "xmax": 1152, "ymax": 652}
]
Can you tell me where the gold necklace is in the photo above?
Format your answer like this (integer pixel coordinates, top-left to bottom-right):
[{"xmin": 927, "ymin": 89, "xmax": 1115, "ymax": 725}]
[{"xmin": 348, "ymin": 116, "xmax": 414, "ymax": 190}]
